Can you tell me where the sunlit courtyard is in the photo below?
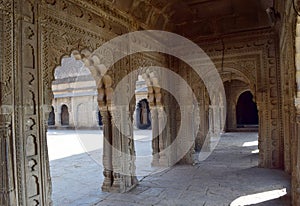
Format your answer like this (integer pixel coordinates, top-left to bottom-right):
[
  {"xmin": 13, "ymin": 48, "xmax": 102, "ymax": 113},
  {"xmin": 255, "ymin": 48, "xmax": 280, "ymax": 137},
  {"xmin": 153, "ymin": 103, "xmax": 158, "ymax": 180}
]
[{"xmin": 47, "ymin": 130, "xmax": 290, "ymax": 206}]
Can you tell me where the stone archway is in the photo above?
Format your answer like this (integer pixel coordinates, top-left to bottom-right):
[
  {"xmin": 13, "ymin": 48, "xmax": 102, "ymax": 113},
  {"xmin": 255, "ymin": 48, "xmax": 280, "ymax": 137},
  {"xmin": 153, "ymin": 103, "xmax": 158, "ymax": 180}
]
[
  {"xmin": 60, "ymin": 104, "xmax": 69, "ymax": 126},
  {"xmin": 48, "ymin": 106, "xmax": 55, "ymax": 126},
  {"xmin": 236, "ymin": 91, "xmax": 259, "ymax": 128},
  {"xmin": 224, "ymin": 79, "xmax": 253, "ymax": 131},
  {"xmin": 136, "ymin": 99, "xmax": 151, "ymax": 129}
]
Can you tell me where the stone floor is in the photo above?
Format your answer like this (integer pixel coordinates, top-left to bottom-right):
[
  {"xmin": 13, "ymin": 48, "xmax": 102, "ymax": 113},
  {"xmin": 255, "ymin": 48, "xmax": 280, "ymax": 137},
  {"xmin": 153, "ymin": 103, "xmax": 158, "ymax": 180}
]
[{"xmin": 47, "ymin": 130, "xmax": 291, "ymax": 206}]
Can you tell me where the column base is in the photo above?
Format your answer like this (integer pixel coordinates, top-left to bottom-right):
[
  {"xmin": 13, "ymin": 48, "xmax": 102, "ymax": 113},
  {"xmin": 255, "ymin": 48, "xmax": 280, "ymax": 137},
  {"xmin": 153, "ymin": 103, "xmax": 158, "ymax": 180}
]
[{"xmin": 102, "ymin": 175, "xmax": 138, "ymax": 193}]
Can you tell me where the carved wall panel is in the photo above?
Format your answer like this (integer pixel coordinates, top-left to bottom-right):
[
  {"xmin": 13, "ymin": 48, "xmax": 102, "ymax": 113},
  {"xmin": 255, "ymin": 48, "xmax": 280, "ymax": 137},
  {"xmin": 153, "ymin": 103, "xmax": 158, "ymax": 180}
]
[
  {"xmin": 0, "ymin": 0, "xmax": 18, "ymax": 205},
  {"xmin": 278, "ymin": 0, "xmax": 300, "ymax": 205}
]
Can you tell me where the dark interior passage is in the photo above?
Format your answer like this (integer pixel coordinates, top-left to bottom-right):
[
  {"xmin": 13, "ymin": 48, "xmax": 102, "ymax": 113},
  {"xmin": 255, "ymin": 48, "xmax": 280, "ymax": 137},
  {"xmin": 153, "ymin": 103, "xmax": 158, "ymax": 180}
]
[
  {"xmin": 61, "ymin": 104, "xmax": 69, "ymax": 126},
  {"xmin": 48, "ymin": 106, "xmax": 55, "ymax": 126},
  {"xmin": 98, "ymin": 111, "xmax": 103, "ymax": 126},
  {"xmin": 136, "ymin": 99, "xmax": 151, "ymax": 129},
  {"xmin": 236, "ymin": 91, "xmax": 258, "ymax": 127}
]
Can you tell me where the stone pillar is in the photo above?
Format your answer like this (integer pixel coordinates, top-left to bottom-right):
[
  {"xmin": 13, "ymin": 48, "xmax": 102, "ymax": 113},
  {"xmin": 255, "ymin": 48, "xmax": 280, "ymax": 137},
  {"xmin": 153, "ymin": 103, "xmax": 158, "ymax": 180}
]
[
  {"xmin": 109, "ymin": 105, "xmax": 137, "ymax": 192},
  {"xmin": 100, "ymin": 80, "xmax": 138, "ymax": 193},
  {"xmin": 150, "ymin": 107, "xmax": 160, "ymax": 166},
  {"xmin": 14, "ymin": 0, "xmax": 52, "ymax": 204},
  {"xmin": 0, "ymin": 120, "xmax": 15, "ymax": 206},
  {"xmin": 292, "ymin": 102, "xmax": 300, "ymax": 205},
  {"xmin": 68, "ymin": 103, "xmax": 74, "ymax": 128},
  {"xmin": 178, "ymin": 105, "xmax": 195, "ymax": 164},
  {"xmin": 214, "ymin": 105, "xmax": 220, "ymax": 135},
  {"xmin": 111, "ymin": 106, "xmax": 123, "ymax": 192},
  {"xmin": 101, "ymin": 109, "xmax": 113, "ymax": 191},
  {"xmin": 226, "ymin": 100, "xmax": 236, "ymax": 131},
  {"xmin": 219, "ymin": 105, "xmax": 224, "ymax": 133},
  {"xmin": 0, "ymin": 1, "xmax": 16, "ymax": 204},
  {"xmin": 195, "ymin": 102, "xmax": 203, "ymax": 152},
  {"xmin": 208, "ymin": 106, "xmax": 214, "ymax": 137},
  {"xmin": 53, "ymin": 100, "xmax": 59, "ymax": 127},
  {"xmin": 256, "ymin": 94, "xmax": 265, "ymax": 166},
  {"xmin": 158, "ymin": 106, "xmax": 168, "ymax": 165}
]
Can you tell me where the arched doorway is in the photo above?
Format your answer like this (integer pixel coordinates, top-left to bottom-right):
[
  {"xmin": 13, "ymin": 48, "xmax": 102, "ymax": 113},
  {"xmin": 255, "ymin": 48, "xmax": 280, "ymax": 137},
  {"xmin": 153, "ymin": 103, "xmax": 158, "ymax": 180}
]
[
  {"xmin": 136, "ymin": 99, "xmax": 151, "ymax": 129},
  {"xmin": 48, "ymin": 106, "xmax": 55, "ymax": 126},
  {"xmin": 60, "ymin": 104, "xmax": 69, "ymax": 126},
  {"xmin": 236, "ymin": 91, "xmax": 258, "ymax": 128},
  {"xmin": 47, "ymin": 55, "xmax": 103, "ymax": 205}
]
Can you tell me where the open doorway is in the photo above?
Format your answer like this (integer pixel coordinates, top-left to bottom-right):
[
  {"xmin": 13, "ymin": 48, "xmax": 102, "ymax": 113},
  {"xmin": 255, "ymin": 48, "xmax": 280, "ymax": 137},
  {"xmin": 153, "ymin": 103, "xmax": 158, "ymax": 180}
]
[
  {"xmin": 136, "ymin": 99, "xmax": 151, "ymax": 130},
  {"xmin": 236, "ymin": 91, "xmax": 259, "ymax": 128},
  {"xmin": 48, "ymin": 106, "xmax": 55, "ymax": 127},
  {"xmin": 47, "ymin": 55, "xmax": 104, "ymax": 205},
  {"xmin": 60, "ymin": 104, "xmax": 69, "ymax": 126},
  {"xmin": 133, "ymin": 75, "xmax": 154, "ymax": 179}
]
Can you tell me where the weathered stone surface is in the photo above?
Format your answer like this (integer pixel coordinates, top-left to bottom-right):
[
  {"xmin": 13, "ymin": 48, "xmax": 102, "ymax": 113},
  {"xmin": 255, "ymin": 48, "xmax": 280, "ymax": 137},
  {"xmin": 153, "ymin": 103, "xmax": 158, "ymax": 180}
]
[{"xmin": 0, "ymin": 0, "xmax": 299, "ymax": 205}]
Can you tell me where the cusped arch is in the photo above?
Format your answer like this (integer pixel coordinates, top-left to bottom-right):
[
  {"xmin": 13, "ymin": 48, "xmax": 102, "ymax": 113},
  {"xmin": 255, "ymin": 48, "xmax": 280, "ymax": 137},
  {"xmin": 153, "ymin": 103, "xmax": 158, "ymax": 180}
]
[
  {"xmin": 60, "ymin": 104, "xmax": 70, "ymax": 126},
  {"xmin": 136, "ymin": 98, "xmax": 151, "ymax": 129},
  {"xmin": 234, "ymin": 89, "xmax": 253, "ymax": 105},
  {"xmin": 43, "ymin": 48, "xmax": 95, "ymax": 108},
  {"xmin": 220, "ymin": 67, "xmax": 256, "ymax": 96}
]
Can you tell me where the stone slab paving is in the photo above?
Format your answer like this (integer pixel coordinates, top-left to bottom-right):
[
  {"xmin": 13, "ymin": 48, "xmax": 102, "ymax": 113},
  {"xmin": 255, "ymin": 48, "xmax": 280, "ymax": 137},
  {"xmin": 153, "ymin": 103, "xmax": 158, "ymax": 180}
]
[
  {"xmin": 48, "ymin": 129, "xmax": 158, "ymax": 206},
  {"xmin": 48, "ymin": 131, "xmax": 291, "ymax": 206}
]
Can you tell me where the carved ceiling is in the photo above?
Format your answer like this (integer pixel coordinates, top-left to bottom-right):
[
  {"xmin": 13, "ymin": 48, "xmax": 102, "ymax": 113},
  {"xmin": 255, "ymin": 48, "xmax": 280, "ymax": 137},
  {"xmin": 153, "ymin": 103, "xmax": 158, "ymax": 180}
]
[{"xmin": 106, "ymin": 0, "xmax": 273, "ymax": 40}]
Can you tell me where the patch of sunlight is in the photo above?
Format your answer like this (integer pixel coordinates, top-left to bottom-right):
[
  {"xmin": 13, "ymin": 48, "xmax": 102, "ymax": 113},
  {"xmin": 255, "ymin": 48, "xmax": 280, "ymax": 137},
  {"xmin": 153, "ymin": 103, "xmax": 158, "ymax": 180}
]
[
  {"xmin": 230, "ymin": 188, "xmax": 287, "ymax": 206},
  {"xmin": 134, "ymin": 135, "xmax": 152, "ymax": 141},
  {"xmin": 251, "ymin": 149, "xmax": 259, "ymax": 154},
  {"xmin": 242, "ymin": 140, "xmax": 258, "ymax": 147},
  {"xmin": 47, "ymin": 131, "xmax": 102, "ymax": 161}
]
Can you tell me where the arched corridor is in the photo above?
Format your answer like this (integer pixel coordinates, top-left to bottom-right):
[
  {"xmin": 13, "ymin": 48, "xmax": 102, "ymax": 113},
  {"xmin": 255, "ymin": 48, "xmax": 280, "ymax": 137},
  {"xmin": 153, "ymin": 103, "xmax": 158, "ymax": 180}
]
[{"xmin": 1, "ymin": 0, "xmax": 300, "ymax": 205}]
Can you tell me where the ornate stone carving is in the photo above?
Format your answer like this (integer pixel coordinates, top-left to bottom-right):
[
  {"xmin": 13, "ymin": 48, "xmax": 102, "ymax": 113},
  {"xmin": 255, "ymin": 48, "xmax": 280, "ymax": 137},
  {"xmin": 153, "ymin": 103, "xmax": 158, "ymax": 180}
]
[{"xmin": 0, "ymin": 0, "xmax": 297, "ymax": 205}]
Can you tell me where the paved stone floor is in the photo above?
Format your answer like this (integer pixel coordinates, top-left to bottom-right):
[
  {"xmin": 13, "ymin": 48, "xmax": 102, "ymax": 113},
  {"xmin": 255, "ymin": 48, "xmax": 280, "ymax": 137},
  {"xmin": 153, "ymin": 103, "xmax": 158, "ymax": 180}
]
[{"xmin": 47, "ymin": 130, "xmax": 291, "ymax": 206}]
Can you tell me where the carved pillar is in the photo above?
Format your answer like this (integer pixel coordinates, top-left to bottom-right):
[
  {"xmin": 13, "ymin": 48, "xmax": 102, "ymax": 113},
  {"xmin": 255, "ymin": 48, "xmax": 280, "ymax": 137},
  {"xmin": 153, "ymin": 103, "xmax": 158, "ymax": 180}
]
[
  {"xmin": 256, "ymin": 93, "xmax": 265, "ymax": 166},
  {"xmin": 110, "ymin": 105, "xmax": 122, "ymax": 191},
  {"xmin": 157, "ymin": 106, "xmax": 168, "ymax": 165},
  {"xmin": 0, "ymin": 121, "xmax": 15, "ymax": 206},
  {"xmin": 109, "ymin": 105, "xmax": 137, "ymax": 192},
  {"xmin": 178, "ymin": 105, "xmax": 195, "ymax": 164},
  {"xmin": 195, "ymin": 101, "xmax": 203, "ymax": 152},
  {"xmin": 99, "ymin": 70, "xmax": 137, "ymax": 193},
  {"xmin": 150, "ymin": 106, "xmax": 160, "ymax": 166},
  {"xmin": 13, "ymin": 0, "xmax": 52, "ymax": 205},
  {"xmin": 100, "ymin": 109, "xmax": 113, "ymax": 191},
  {"xmin": 0, "ymin": 1, "xmax": 16, "ymax": 204},
  {"xmin": 293, "ymin": 103, "xmax": 300, "ymax": 205},
  {"xmin": 208, "ymin": 106, "xmax": 214, "ymax": 137}
]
